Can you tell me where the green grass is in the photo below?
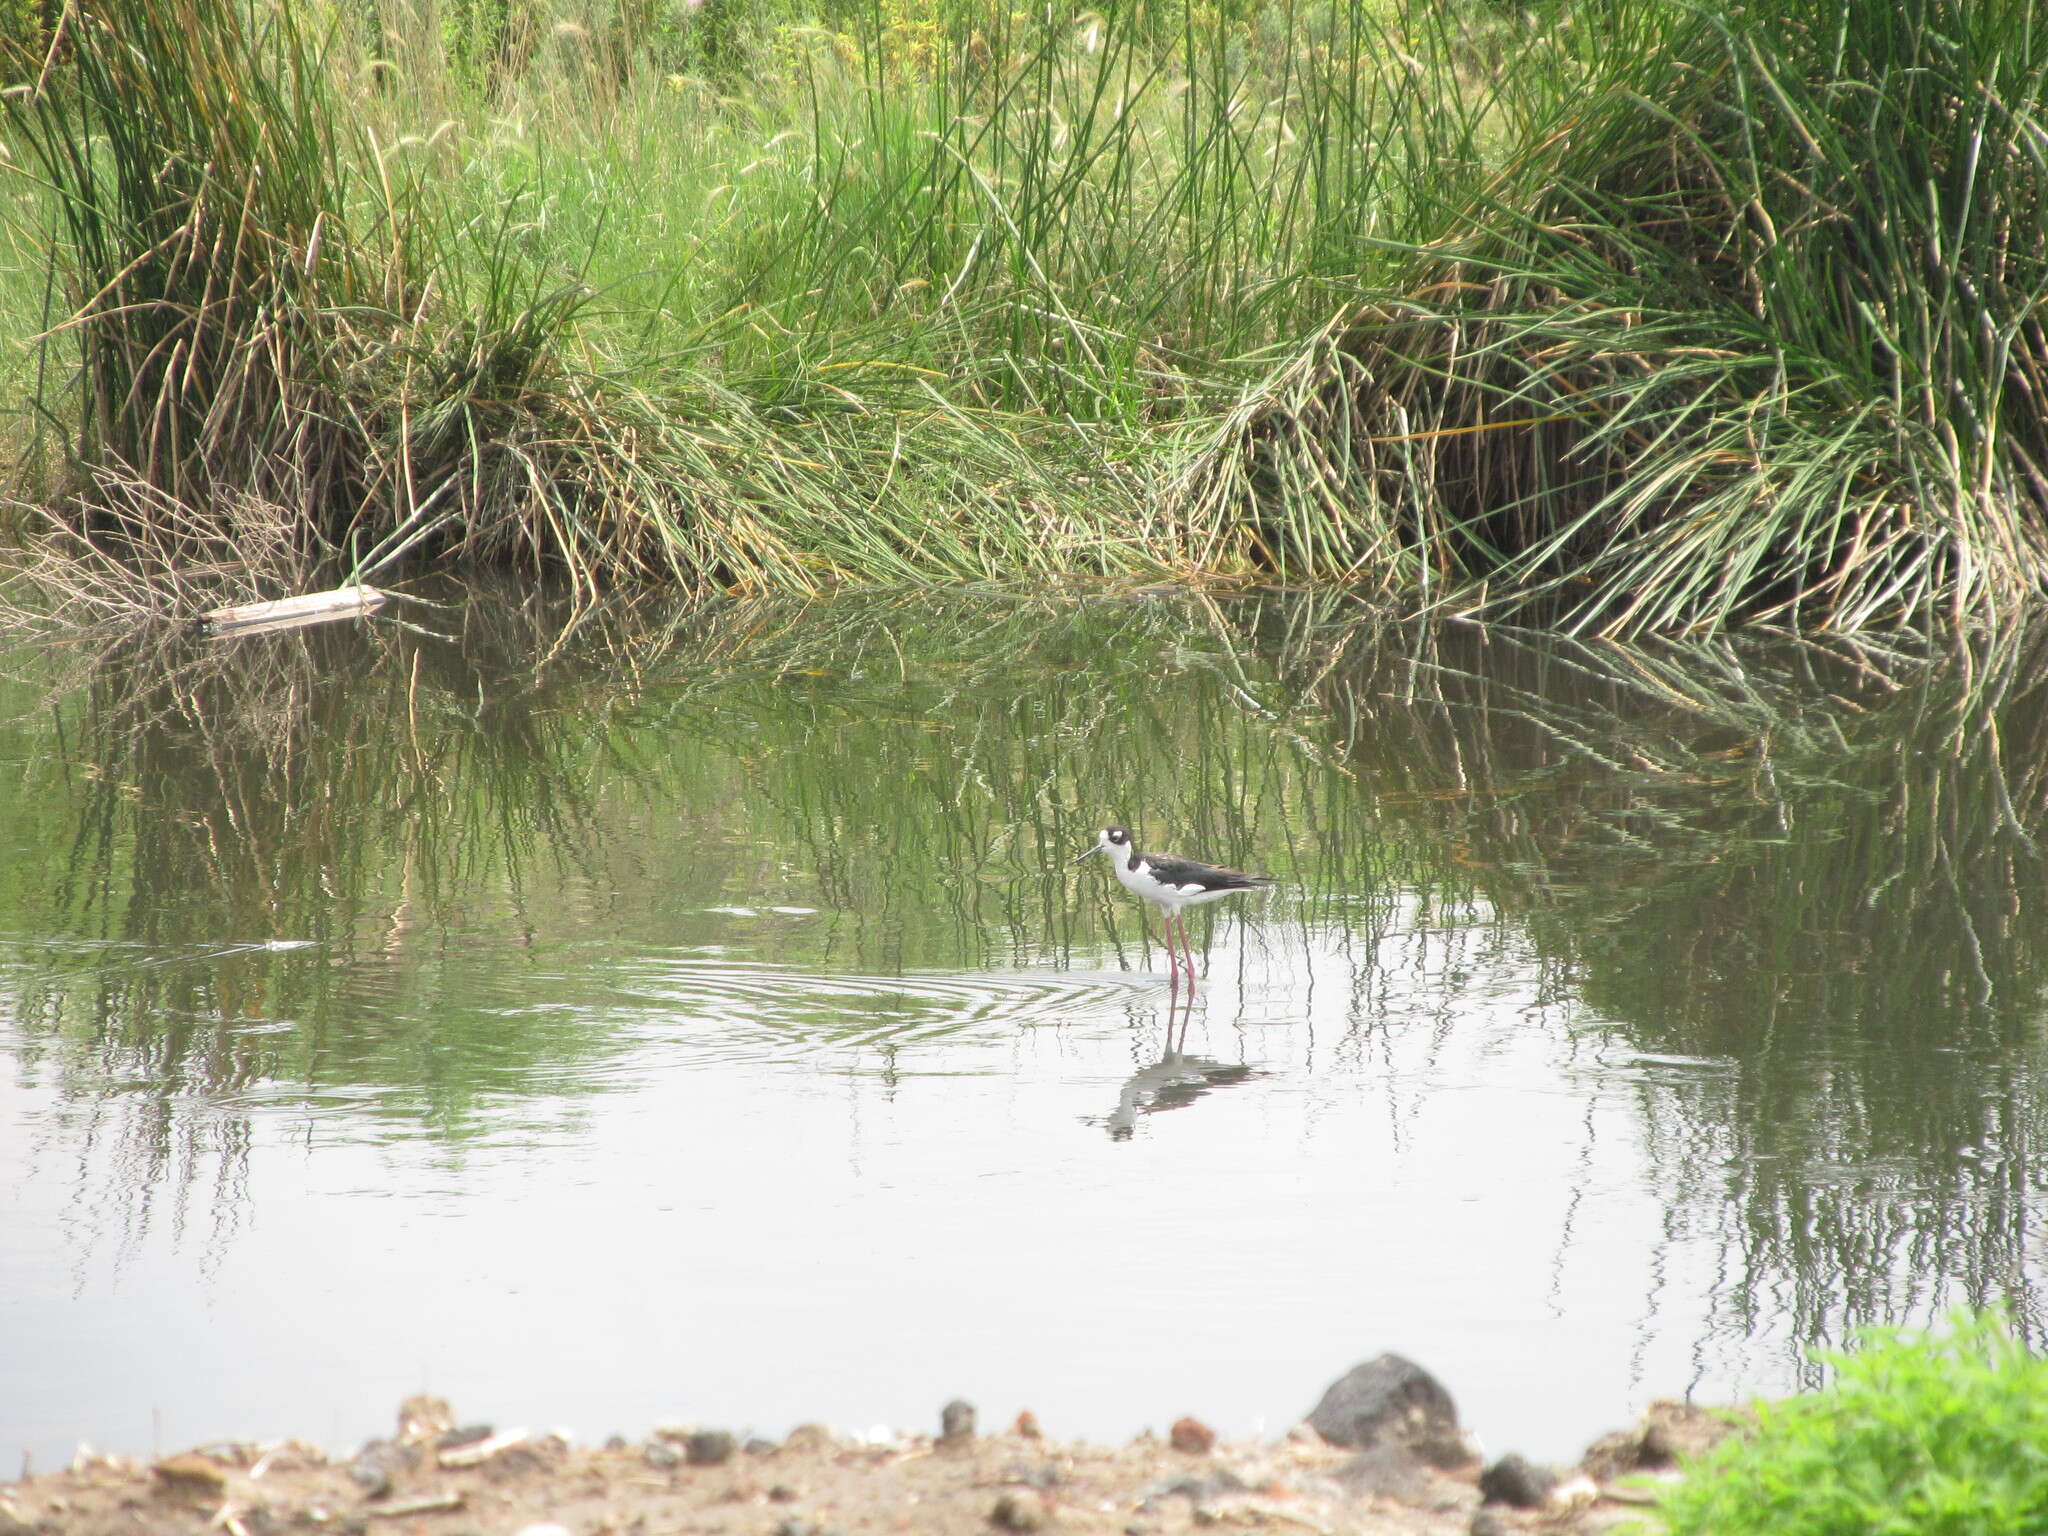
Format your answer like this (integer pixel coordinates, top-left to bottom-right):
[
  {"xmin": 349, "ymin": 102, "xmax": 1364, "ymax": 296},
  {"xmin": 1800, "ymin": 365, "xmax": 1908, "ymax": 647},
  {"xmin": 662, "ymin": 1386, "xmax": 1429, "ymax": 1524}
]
[
  {"xmin": 1656, "ymin": 1312, "xmax": 2048, "ymax": 1536},
  {"xmin": 1, "ymin": 0, "xmax": 2045, "ymax": 631},
  {"xmin": 1189, "ymin": 0, "xmax": 2048, "ymax": 633}
]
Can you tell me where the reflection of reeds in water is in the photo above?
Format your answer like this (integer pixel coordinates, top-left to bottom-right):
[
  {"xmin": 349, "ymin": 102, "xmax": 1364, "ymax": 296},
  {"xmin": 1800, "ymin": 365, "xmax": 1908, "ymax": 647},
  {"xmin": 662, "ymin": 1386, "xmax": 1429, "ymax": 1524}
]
[
  {"xmin": 1278, "ymin": 610, "xmax": 2048, "ymax": 1361},
  {"xmin": 0, "ymin": 585, "xmax": 1398, "ymax": 1120},
  {"xmin": 0, "ymin": 586, "xmax": 1407, "ymax": 1264},
  {"xmin": 4, "ymin": 593, "xmax": 640, "ymax": 1259},
  {"xmin": 15, "ymin": 583, "xmax": 2048, "ymax": 1360}
]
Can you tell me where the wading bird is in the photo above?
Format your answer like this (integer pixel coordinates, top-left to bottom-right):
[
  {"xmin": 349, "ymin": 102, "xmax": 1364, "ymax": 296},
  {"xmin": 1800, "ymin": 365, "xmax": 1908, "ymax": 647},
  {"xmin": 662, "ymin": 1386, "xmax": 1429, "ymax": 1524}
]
[{"xmin": 1073, "ymin": 825, "xmax": 1271, "ymax": 984}]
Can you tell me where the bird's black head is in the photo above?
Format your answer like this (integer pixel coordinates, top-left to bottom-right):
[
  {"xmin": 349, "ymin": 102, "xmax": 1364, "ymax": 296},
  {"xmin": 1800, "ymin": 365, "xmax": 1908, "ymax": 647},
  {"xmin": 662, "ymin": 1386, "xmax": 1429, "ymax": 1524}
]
[{"xmin": 1073, "ymin": 825, "xmax": 1133, "ymax": 863}]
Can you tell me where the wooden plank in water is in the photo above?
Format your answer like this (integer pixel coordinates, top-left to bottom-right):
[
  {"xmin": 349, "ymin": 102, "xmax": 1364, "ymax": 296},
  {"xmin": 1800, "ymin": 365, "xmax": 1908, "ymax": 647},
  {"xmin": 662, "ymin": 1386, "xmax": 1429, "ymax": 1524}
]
[{"xmin": 201, "ymin": 585, "xmax": 388, "ymax": 636}]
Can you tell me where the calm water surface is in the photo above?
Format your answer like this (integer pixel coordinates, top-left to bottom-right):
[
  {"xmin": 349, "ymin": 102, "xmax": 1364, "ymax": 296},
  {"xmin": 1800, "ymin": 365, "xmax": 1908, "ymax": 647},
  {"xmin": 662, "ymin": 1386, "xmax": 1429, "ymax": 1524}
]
[{"xmin": 2, "ymin": 589, "xmax": 2044, "ymax": 1466}]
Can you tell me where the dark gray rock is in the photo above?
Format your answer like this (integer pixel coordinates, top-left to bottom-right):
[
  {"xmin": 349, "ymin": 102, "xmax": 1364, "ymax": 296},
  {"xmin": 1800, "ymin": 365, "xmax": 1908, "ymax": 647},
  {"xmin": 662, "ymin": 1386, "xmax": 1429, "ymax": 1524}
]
[
  {"xmin": 988, "ymin": 1492, "xmax": 1047, "ymax": 1531},
  {"xmin": 684, "ymin": 1430, "xmax": 737, "ymax": 1466},
  {"xmin": 941, "ymin": 1399, "xmax": 977, "ymax": 1443},
  {"xmin": 1478, "ymin": 1454, "xmax": 1556, "ymax": 1509},
  {"xmin": 435, "ymin": 1425, "xmax": 493, "ymax": 1451},
  {"xmin": 745, "ymin": 1437, "xmax": 781, "ymax": 1457},
  {"xmin": 1469, "ymin": 1511, "xmax": 1508, "ymax": 1536},
  {"xmin": 1305, "ymin": 1354, "xmax": 1467, "ymax": 1466}
]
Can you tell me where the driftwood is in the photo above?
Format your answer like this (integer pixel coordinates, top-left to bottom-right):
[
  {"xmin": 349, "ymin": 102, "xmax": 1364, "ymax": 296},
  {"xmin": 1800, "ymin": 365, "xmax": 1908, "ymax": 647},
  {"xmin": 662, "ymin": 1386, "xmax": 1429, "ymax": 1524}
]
[{"xmin": 200, "ymin": 586, "xmax": 388, "ymax": 636}]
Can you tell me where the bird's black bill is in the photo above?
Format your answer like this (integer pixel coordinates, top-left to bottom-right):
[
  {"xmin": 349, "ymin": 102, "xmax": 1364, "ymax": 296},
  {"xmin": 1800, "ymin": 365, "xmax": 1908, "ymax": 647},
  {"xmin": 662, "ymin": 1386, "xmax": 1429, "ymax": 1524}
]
[{"xmin": 1072, "ymin": 844, "xmax": 1102, "ymax": 863}]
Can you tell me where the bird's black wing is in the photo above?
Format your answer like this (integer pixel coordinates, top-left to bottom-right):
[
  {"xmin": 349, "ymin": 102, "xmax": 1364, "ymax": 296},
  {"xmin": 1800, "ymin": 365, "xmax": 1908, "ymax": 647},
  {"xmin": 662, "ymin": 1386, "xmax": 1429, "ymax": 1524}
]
[{"xmin": 1143, "ymin": 852, "xmax": 1271, "ymax": 892}]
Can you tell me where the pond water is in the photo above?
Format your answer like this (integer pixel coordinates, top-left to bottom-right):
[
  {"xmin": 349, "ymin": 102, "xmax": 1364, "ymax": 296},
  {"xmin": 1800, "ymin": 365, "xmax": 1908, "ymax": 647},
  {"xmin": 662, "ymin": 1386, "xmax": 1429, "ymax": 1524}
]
[{"xmin": 2, "ymin": 587, "xmax": 2045, "ymax": 1469}]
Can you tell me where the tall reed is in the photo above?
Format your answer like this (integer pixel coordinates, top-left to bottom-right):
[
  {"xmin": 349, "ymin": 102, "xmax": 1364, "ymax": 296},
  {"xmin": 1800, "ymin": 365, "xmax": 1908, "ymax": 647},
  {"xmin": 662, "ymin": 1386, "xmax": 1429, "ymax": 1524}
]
[
  {"xmin": 1180, "ymin": 0, "xmax": 2048, "ymax": 633},
  {"xmin": 3, "ymin": 0, "xmax": 370, "ymax": 512},
  {"xmin": 6, "ymin": 0, "xmax": 2046, "ymax": 631}
]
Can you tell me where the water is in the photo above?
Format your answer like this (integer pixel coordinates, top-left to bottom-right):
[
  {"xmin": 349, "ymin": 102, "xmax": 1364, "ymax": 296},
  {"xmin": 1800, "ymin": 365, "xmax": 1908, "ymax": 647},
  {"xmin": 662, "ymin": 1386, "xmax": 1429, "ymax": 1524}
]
[{"xmin": 1, "ymin": 588, "xmax": 2044, "ymax": 1469}]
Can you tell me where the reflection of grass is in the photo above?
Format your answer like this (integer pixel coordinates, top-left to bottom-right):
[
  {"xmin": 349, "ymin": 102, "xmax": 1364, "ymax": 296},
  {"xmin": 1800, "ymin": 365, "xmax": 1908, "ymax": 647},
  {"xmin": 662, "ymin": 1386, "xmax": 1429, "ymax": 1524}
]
[
  {"xmin": 1659, "ymin": 1311, "xmax": 2048, "ymax": 1536},
  {"xmin": 1285, "ymin": 615, "xmax": 2048, "ymax": 1356},
  {"xmin": 0, "ymin": 587, "xmax": 1418, "ymax": 1260},
  {"xmin": 0, "ymin": 603, "xmax": 637, "ymax": 1133},
  {"xmin": 8, "ymin": 587, "xmax": 2048, "ymax": 1354},
  {"xmin": 0, "ymin": 585, "xmax": 1415, "ymax": 1125}
]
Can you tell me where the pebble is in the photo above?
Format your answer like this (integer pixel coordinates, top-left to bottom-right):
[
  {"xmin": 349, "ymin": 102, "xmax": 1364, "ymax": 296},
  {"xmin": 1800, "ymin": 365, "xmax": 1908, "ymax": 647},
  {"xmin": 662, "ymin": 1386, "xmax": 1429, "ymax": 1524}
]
[
  {"xmin": 1478, "ymin": 1453, "xmax": 1556, "ymax": 1509},
  {"xmin": 1011, "ymin": 1411, "xmax": 1042, "ymax": 1440},
  {"xmin": 395, "ymin": 1396, "xmax": 454, "ymax": 1444},
  {"xmin": 685, "ymin": 1431, "xmax": 737, "ymax": 1466},
  {"xmin": 988, "ymin": 1491, "xmax": 1049, "ymax": 1531},
  {"xmin": 346, "ymin": 1439, "xmax": 418, "ymax": 1500},
  {"xmin": 745, "ymin": 1437, "xmax": 781, "ymax": 1457},
  {"xmin": 1469, "ymin": 1511, "xmax": 1508, "ymax": 1536},
  {"xmin": 150, "ymin": 1454, "xmax": 228, "ymax": 1498},
  {"xmin": 1151, "ymin": 1470, "xmax": 1246, "ymax": 1505},
  {"xmin": 1003, "ymin": 1462, "xmax": 1063, "ymax": 1490},
  {"xmin": 1642, "ymin": 1421, "xmax": 1680, "ymax": 1463},
  {"xmin": 783, "ymin": 1424, "xmax": 837, "ymax": 1454},
  {"xmin": 644, "ymin": 1442, "xmax": 681, "ymax": 1471},
  {"xmin": 343, "ymin": 1463, "xmax": 391, "ymax": 1500},
  {"xmin": 514, "ymin": 1525, "xmax": 573, "ymax": 1536},
  {"xmin": 1168, "ymin": 1418, "xmax": 1214, "ymax": 1456},
  {"xmin": 434, "ymin": 1425, "xmax": 493, "ymax": 1451},
  {"xmin": 940, "ymin": 1400, "xmax": 977, "ymax": 1443}
]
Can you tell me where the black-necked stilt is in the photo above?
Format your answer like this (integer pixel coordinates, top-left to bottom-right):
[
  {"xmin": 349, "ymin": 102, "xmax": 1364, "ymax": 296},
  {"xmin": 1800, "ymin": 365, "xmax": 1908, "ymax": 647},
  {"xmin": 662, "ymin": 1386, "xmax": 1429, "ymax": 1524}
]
[{"xmin": 1073, "ymin": 826, "xmax": 1272, "ymax": 983}]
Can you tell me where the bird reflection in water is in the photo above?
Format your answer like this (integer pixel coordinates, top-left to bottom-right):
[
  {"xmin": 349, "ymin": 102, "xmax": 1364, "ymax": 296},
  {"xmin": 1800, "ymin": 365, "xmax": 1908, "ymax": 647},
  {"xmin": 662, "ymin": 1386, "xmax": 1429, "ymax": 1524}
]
[{"xmin": 1096, "ymin": 986, "xmax": 1259, "ymax": 1141}]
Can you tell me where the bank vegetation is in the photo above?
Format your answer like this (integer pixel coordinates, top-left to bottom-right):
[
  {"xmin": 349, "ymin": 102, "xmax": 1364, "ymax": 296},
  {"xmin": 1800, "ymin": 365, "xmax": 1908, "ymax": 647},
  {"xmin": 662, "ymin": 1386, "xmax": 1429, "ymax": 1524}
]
[{"xmin": 0, "ymin": 0, "xmax": 2042, "ymax": 633}]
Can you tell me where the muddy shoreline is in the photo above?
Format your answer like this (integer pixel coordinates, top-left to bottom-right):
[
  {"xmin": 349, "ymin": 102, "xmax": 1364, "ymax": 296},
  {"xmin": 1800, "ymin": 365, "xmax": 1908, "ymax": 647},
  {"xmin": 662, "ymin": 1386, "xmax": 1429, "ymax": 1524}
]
[{"xmin": 1, "ymin": 1385, "xmax": 1730, "ymax": 1536}]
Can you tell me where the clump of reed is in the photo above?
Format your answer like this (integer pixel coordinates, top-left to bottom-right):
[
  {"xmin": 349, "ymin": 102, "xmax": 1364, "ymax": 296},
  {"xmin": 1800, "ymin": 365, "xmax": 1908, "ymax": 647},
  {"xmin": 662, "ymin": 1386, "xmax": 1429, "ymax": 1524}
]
[
  {"xmin": 1179, "ymin": 0, "xmax": 2048, "ymax": 634},
  {"xmin": 6, "ymin": 0, "xmax": 2047, "ymax": 632},
  {"xmin": 0, "ymin": 0, "xmax": 1159, "ymax": 609}
]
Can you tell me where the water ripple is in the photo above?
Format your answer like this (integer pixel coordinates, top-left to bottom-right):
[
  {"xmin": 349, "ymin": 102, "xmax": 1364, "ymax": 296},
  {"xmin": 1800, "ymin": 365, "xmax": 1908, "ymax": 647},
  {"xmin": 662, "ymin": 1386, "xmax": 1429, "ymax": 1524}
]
[{"xmin": 584, "ymin": 959, "xmax": 1148, "ymax": 1069}]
